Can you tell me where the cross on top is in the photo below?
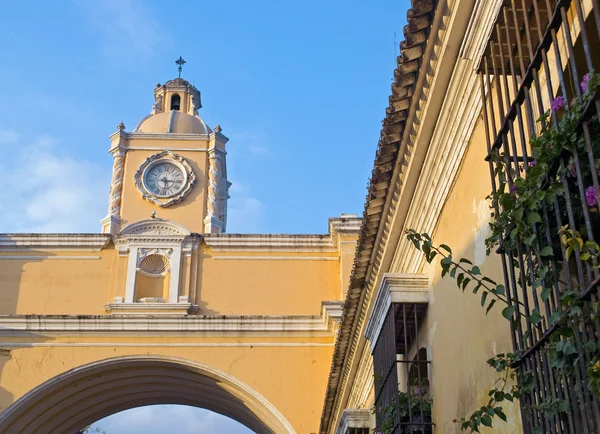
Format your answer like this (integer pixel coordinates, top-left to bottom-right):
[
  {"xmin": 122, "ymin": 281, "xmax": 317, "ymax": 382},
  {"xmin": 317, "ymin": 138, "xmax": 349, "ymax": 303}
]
[{"xmin": 175, "ymin": 56, "xmax": 186, "ymax": 78}]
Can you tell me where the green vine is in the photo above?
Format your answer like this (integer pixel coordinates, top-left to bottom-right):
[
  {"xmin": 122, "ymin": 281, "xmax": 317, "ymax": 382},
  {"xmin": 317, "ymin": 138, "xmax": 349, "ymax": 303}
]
[{"xmin": 401, "ymin": 72, "xmax": 600, "ymax": 433}]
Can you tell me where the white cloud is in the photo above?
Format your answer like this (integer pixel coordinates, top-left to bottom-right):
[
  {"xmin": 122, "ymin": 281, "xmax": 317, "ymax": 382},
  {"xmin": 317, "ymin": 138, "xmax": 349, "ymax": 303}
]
[
  {"xmin": 0, "ymin": 130, "xmax": 109, "ymax": 233},
  {"xmin": 92, "ymin": 405, "xmax": 253, "ymax": 434},
  {"xmin": 226, "ymin": 182, "xmax": 265, "ymax": 233},
  {"xmin": 72, "ymin": 0, "xmax": 165, "ymax": 62},
  {"xmin": 227, "ymin": 130, "xmax": 270, "ymax": 156}
]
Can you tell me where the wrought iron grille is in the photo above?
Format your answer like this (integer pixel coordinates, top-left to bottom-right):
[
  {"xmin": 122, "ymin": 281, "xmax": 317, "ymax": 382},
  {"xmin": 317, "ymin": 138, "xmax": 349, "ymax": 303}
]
[
  {"xmin": 372, "ymin": 303, "xmax": 432, "ymax": 434},
  {"xmin": 479, "ymin": 0, "xmax": 600, "ymax": 432}
]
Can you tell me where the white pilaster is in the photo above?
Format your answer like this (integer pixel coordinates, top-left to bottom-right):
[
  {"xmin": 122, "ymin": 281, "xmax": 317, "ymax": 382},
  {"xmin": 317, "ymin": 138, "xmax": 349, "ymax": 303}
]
[
  {"xmin": 168, "ymin": 246, "xmax": 182, "ymax": 303},
  {"xmin": 124, "ymin": 247, "xmax": 138, "ymax": 303}
]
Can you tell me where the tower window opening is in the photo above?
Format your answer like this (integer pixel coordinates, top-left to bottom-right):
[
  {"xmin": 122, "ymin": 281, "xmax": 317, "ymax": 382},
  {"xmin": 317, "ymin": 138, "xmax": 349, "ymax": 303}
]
[{"xmin": 170, "ymin": 94, "xmax": 181, "ymax": 111}]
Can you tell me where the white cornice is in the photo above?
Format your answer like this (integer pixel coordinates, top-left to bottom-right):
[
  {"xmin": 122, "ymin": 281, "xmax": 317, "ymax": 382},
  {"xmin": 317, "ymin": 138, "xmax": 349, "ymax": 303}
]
[
  {"xmin": 0, "ymin": 234, "xmax": 111, "ymax": 251},
  {"xmin": 0, "ymin": 314, "xmax": 333, "ymax": 334},
  {"xmin": 126, "ymin": 132, "xmax": 210, "ymax": 141},
  {"xmin": 364, "ymin": 274, "xmax": 430, "ymax": 352},
  {"xmin": 212, "ymin": 255, "xmax": 338, "ymax": 261},
  {"xmin": 204, "ymin": 234, "xmax": 335, "ymax": 251},
  {"xmin": 104, "ymin": 302, "xmax": 198, "ymax": 315},
  {"xmin": 0, "ymin": 255, "xmax": 101, "ymax": 260},
  {"xmin": 334, "ymin": 409, "xmax": 371, "ymax": 434}
]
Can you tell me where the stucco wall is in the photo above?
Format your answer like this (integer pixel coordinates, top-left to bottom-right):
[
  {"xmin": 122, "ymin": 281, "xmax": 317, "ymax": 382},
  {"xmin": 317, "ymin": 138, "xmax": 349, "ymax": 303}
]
[{"xmin": 422, "ymin": 116, "xmax": 521, "ymax": 433}]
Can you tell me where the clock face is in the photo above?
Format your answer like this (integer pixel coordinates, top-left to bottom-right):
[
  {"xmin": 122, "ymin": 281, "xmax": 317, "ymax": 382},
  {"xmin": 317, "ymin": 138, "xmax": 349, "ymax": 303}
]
[{"xmin": 142, "ymin": 161, "xmax": 187, "ymax": 198}]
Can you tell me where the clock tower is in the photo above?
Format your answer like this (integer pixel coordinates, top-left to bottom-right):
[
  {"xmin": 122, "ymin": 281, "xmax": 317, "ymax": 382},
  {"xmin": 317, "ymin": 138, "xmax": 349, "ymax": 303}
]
[{"xmin": 100, "ymin": 74, "xmax": 230, "ymax": 235}]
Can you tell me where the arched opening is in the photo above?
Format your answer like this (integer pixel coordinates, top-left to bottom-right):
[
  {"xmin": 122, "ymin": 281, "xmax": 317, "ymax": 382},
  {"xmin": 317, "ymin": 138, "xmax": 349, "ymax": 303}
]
[
  {"xmin": 0, "ymin": 356, "xmax": 295, "ymax": 434},
  {"xmin": 81, "ymin": 404, "xmax": 254, "ymax": 433},
  {"xmin": 170, "ymin": 94, "xmax": 181, "ymax": 110}
]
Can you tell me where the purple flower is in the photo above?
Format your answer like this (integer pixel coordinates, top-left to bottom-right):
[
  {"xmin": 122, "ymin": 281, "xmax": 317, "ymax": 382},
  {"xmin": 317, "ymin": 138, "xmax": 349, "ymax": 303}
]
[
  {"xmin": 586, "ymin": 186, "xmax": 598, "ymax": 207},
  {"xmin": 581, "ymin": 73, "xmax": 591, "ymax": 93},
  {"xmin": 570, "ymin": 161, "xmax": 577, "ymax": 177},
  {"xmin": 551, "ymin": 96, "xmax": 566, "ymax": 112},
  {"xmin": 510, "ymin": 184, "xmax": 517, "ymax": 194},
  {"xmin": 528, "ymin": 160, "xmax": 536, "ymax": 167}
]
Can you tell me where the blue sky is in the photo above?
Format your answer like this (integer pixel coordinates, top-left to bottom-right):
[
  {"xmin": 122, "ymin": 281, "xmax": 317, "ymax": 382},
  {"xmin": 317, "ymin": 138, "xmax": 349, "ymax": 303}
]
[{"xmin": 1, "ymin": 0, "xmax": 408, "ymax": 430}]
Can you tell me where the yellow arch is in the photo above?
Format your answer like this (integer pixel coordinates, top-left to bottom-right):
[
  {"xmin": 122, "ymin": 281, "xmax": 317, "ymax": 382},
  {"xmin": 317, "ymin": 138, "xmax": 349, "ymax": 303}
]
[{"xmin": 0, "ymin": 355, "xmax": 296, "ymax": 434}]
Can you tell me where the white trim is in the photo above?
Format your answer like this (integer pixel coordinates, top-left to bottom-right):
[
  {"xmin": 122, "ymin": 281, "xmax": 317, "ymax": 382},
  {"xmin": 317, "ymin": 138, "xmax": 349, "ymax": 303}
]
[
  {"xmin": 124, "ymin": 248, "xmax": 138, "ymax": 303},
  {"xmin": 127, "ymin": 147, "xmax": 207, "ymax": 151},
  {"xmin": 168, "ymin": 246, "xmax": 182, "ymax": 303},
  {"xmin": 104, "ymin": 302, "xmax": 198, "ymax": 314},
  {"xmin": 364, "ymin": 273, "xmax": 430, "ymax": 352},
  {"xmin": 212, "ymin": 255, "xmax": 338, "ymax": 261},
  {"xmin": 0, "ymin": 255, "xmax": 101, "ymax": 260},
  {"xmin": 0, "ymin": 315, "xmax": 331, "ymax": 333},
  {"xmin": 126, "ymin": 132, "xmax": 210, "ymax": 140},
  {"xmin": 0, "ymin": 342, "xmax": 334, "ymax": 348},
  {"xmin": 0, "ymin": 234, "xmax": 110, "ymax": 251},
  {"xmin": 204, "ymin": 234, "xmax": 335, "ymax": 251},
  {"xmin": 335, "ymin": 409, "xmax": 371, "ymax": 434}
]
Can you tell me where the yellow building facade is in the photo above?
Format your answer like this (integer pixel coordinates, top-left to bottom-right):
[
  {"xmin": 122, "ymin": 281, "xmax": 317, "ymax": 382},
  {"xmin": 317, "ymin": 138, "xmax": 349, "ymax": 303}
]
[
  {"xmin": 2, "ymin": 0, "xmax": 600, "ymax": 433},
  {"xmin": 0, "ymin": 76, "xmax": 361, "ymax": 433}
]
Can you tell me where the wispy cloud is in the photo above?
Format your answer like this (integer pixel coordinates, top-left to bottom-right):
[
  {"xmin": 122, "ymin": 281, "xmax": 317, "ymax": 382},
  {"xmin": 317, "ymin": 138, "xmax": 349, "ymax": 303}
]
[
  {"xmin": 0, "ymin": 129, "xmax": 109, "ymax": 233},
  {"xmin": 93, "ymin": 404, "xmax": 252, "ymax": 434},
  {"xmin": 227, "ymin": 129, "xmax": 271, "ymax": 156},
  {"xmin": 226, "ymin": 182, "xmax": 265, "ymax": 233},
  {"xmin": 72, "ymin": 0, "xmax": 165, "ymax": 62}
]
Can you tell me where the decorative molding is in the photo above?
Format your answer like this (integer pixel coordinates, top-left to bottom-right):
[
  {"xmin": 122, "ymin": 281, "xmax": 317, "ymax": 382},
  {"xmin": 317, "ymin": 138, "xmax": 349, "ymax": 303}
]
[
  {"xmin": 119, "ymin": 219, "xmax": 192, "ymax": 237},
  {"xmin": 0, "ymin": 234, "xmax": 110, "ymax": 251},
  {"xmin": 322, "ymin": 301, "xmax": 344, "ymax": 325},
  {"xmin": 133, "ymin": 150, "xmax": 197, "ymax": 208},
  {"xmin": 126, "ymin": 146, "xmax": 207, "ymax": 151},
  {"xmin": 459, "ymin": 0, "xmax": 503, "ymax": 65},
  {"xmin": 347, "ymin": 343, "xmax": 374, "ymax": 410},
  {"xmin": 103, "ymin": 147, "xmax": 126, "ymax": 233},
  {"xmin": 126, "ymin": 132, "xmax": 210, "ymax": 141},
  {"xmin": 0, "ymin": 342, "xmax": 334, "ymax": 348},
  {"xmin": 0, "ymin": 255, "xmax": 101, "ymax": 260},
  {"xmin": 204, "ymin": 234, "xmax": 335, "ymax": 251},
  {"xmin": 100, "ymin": 214, "xmax": 121, "ymax": 235},
  {"xmin": 204, "ymin": 148, "xmax": 227, "ymax": 233},
  {"xmin": 364, "ymin": 274, "xmax": 430, "ymax": 352},
  {"xmin": 0, "ymin": 314, "xmax": 334, "ymax": 333},
  {"xmin": 212, "ymin": 255, "xmax": 338, "ymax": 261},
  {"xmin": 328, "ymin": 216, "xmax": 362, "ymax": 235},
  {"xmin": 104, "ymin": 302, "xmax": 197, "ymax": 314},
  {"xmin": 335, "ymin": 409, "xmax": 371, "ymax": 434}
]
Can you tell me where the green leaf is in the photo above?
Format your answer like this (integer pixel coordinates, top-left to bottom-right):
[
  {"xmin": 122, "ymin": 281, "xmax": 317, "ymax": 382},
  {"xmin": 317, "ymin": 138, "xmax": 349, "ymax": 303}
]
[
  {"xmin": 581, "ymin": 252, "xmax": 591, "ymax": 261},
  {"xmin": 525, "ymin": 233, "xmax": 537, "ymax": 246},
  {"xmin": 526, "ymin": 212, "xmax": 542, "ymax": 224},
  {"xmin": 481, "ymin": 414, "xmax": 493, "ymax": 427},
  {"xmin": 462, "ymin": 278, "xmax": 471, "ymax": 291},
  {"xmin": 471, "ymin": 266, "xmax": 481, "ymax": 275},
  {"xmin": 563, "ymin": 342, "xmax": 577, "ymax": 355},
  {"xmin": 481, "ymin": 291, "xmax": 488, "ymax": 307},
  {"xmin": 504, "ymin": 393, "xmax": 513, "ymax": 402},
  {"xmin": 450, "ymin": 266, "xmax": 458, "ymax": 278},
  {"xmin": 502, "ymin": 305, "xmax": 516, "ymax": 320},
  {"xmin": 529, "ymin": 308, "xmax": 543, "ymax": 325},
  {"xmin": 513, "ymin": 207, "xmax": 524, "ymax": 222},
  {"xmin": 457, "ymin": 273, "xmax": 464, "ymax": 287},
  {"xmin": 495, "ymin": 284, "xmax": 505, "ymax": 296},
  {"xmin": 486, "ymin": 299, "xmax": 497, "ymax": 315},
  {"xmin": 557, "ymin": 400, "xmax": 570, "ymax": 413},
  {"xmin": 549, "ymin": 312, "xmax": 561, "ymax": 324},
  {"xmin": 494, "ymin": 407, "xmax": 507, "ymax": 422},
  {"xmin": 427, "ymin": 251, "xmax": 438, "ymax": 263},
  {"xmin": 460, "ymin": 258, "xmax": 473, "ymax": 265},
  {"xmin": 541, "ymin": 287, "xmax": 552, "ymax": 302},
  {"xmin": 540, "ymin": 246, "xmax": 554, "ymax": 256},
  {"xmin": 439, "ymin": 244, "xmax": 452, "ymax": 254}
]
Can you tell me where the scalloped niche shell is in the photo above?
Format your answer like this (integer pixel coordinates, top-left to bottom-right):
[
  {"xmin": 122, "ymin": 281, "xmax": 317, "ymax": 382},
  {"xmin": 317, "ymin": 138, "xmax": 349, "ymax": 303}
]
[{"xmin": 139, "ymin": 254, "xmax": 170, "ymax": 276}]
